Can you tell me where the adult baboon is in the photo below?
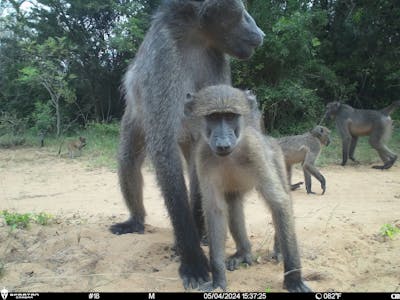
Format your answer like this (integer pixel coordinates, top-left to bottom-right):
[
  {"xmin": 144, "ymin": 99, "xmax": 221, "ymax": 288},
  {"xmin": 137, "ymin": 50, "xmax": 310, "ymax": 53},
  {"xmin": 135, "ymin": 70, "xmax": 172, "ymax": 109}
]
[
  {"xmin": 67, "ymin": 136, "xmax": 86, "ymax": 158},
  {"xmin": 278, "ymin": 126, "xmax": 331, "ymax": 195},
  {"xmin": 185, "ymin": 85, "xmax": 311, "ymax": 292},
  {"xmin": 110, "ymin": 0, "xmax": 265, "ymax": 289},
  {"xmin": 322, "ymin": 101, "xmax": 399, "ymax": 169}
]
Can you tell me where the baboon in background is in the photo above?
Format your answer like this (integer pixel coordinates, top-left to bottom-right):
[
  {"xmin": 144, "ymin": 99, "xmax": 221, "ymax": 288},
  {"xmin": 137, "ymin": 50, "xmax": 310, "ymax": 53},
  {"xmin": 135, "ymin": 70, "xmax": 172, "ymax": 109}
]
[
  {"xmin": 278, "ymin": 126, "xmax": 331, "ymax": 195},
  {"xmin": 110, "ymin": 0, "xmax": 265, "ymax": 289},
  {"xmin": 321, "ymin": 101, "xmax": 400, "ymax": 169},
  {"xmin": 185, "ymin": 85, "xmax": 311, "ymax": 292},
  {"xmin": 39, "ymin": 130, "xmax": 46, "ymax": 147},
  {"xmin": 67, "ymin": 136, "xmax": 86, "ymax": 158}
]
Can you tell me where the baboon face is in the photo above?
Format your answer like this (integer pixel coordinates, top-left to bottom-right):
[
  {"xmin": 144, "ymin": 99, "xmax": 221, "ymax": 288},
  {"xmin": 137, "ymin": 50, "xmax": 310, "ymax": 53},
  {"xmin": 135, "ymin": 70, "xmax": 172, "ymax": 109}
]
[
  {"xmin": 311, "ymin": 126, "xmax": 331, "ymax": 146},
  {"xmin": 324, "ymin": 101, "xmax": 341, "ymax": 120},
  {"xmin": 199, "ymin": 0, "xmax": 265, "ymax": 60},
  {"xmin": 205, "ymin": 112, "xmax": 241, "ymax": 156},
  {"xmin": 185, "ymin": 85, "xmax": 255, "ymax": 157}
]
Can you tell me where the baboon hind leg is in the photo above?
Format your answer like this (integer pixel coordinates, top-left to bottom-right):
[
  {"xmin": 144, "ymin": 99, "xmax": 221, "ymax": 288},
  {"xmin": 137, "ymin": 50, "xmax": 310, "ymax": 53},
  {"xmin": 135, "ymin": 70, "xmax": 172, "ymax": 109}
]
[
  {"xmin": 226, "ymin": 193, "xmax": 252, "ymax": 271},
  {"xmin": 303, "ymin": 153, "xmax": 326, "ymax": 195},
  {"xmin": 181, "ymin": 141, "xmax": 208, "ymax": 245},
  {"xmin": 286, "ymin": 164, "xmax": 303, "ymax": 191},
  {"xmin": 369, "ymin": 129, "xmax": 398, "ymax": 170},
  {"xmin": 110, "ymin": 117, "xmax": 146, "ymax": 234},
  {"xmin": 258, "ymin": 178, "xmax": 311, "ymax": 292}
]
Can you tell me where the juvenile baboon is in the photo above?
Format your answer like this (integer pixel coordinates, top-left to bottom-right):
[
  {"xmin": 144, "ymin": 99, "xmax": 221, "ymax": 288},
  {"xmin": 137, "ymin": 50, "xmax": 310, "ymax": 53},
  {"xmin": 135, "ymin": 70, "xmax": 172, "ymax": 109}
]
[
  {"xmin": 185, "ymin": 85, "xmax": 311, "ymax": 292},
  {"xmin": 67, "ymin": 136, "xmax": 86, "ymax": 159},
  {"xmin": 278, "ymin": 126, "xmax": 331, "ymax": 195},
  {"xmin": 111, "ymin": 0, "xmax": 265, "ymax": 289},
  {"xmin": 39, "ymin": 130, "xmax": 46, "ymax": 147},
  {"xmin": 322, "ymin": 101, "xmax": 400, "ymax": 169}
]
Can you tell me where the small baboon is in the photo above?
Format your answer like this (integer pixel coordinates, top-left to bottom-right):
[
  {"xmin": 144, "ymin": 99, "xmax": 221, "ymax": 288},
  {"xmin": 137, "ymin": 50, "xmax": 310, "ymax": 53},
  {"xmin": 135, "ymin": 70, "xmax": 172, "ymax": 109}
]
[
  {"xmin": 39, "ymin": 130, "xmax": 46, "ymax": 147},
  {"xmin": 185, "ymin": 85, "xmax": 311, "ymax": 292},
  {"xmin": 67, "ymin": 136, "xmax": 86, "ymax": 158},
  {"xmin": 278, "ymin": 126, "xmax": 331, "ymax": 195},
  {"xmin": 322, "ymin": 101, "xmax": 399, "ymax": 169},
  {"xmin": 111, "ymin": 0, "xmax": 265, "ymax": 288}
]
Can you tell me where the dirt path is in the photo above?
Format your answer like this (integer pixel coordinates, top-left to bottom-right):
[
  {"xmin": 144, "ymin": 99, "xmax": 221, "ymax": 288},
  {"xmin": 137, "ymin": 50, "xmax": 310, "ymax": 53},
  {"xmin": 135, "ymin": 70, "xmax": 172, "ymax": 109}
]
[{"xmin": 1, "ymin": 148, "xmax": 399, "ymax": 292}]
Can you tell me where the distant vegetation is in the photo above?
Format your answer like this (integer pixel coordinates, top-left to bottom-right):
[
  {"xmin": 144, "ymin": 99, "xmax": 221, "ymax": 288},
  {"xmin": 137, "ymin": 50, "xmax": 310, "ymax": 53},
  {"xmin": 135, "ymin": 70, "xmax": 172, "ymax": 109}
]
[{"xmin": 0, "ymin": 0, "xmax": 399, "ymax": 164}]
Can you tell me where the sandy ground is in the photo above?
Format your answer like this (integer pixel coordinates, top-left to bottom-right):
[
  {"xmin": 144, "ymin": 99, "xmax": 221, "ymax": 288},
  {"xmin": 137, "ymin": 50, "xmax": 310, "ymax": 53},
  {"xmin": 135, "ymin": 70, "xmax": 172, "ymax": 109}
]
[{"xmin": 0, "ymin": 147, "xmax": 399, "ymax": 292}]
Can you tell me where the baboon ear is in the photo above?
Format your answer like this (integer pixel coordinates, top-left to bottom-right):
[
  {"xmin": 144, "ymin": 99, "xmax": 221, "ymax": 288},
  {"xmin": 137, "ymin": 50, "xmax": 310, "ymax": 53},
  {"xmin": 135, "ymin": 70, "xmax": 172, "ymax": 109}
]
[
  {"xmin": 184, "ymin": 93, "xmax": 195, "ymax": 117},
  {"xmin": 245, "ymin": 90, "xmax": 258, "ymax": 110}
]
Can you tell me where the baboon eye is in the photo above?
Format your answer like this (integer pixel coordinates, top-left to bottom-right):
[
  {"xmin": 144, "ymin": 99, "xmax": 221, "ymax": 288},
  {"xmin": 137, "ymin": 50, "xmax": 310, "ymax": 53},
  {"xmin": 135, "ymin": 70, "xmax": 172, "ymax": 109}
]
[
  {"xmin": 206, "ymin": 113, "xmax": 221, "ymax": 122},
  {"xmin": 223, "ymin": 113, "xmax": 238, "ymax": 121}
]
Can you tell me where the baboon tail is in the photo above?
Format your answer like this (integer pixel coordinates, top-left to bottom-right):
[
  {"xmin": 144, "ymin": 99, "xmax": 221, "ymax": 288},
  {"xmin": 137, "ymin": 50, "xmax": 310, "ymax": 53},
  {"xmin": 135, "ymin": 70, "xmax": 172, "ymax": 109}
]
[{"xmin": 380, "ymin": 100, "xmax": 400, "ymax": 116}]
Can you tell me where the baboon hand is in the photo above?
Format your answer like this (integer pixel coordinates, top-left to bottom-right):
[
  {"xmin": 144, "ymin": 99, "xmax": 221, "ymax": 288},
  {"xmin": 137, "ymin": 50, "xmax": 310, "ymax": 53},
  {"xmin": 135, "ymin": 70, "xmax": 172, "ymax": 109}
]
[
  {"xmin": 284, "ymin": 279, "xmax": 313, "ymax": 293},
  {"xmin": 180, "ymin": 250, "xmax": 210, "ymax": 290},
  {"xmin": 284, "ymin": 272, "xmax": 312, "ymax": 293},
  {"xmin": 321, "ymin": 178, "xmax": 326, "ymax": 195}
]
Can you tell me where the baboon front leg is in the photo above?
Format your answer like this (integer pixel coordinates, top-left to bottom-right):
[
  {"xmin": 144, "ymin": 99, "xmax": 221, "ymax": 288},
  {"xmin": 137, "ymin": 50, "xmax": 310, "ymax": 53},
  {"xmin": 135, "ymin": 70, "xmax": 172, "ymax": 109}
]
[
  {"xmin": 110, "ymin": 117, "xmax": 146, "ymax": 234},
  {"xmin": 259, "ymin": 182, "xmax": 311, "ymax": 292},
  {"xmin": 189, "ymin": 161, "xmax": 208, "ymax": 245},
  {"xmin": 349, "ymin": 136, "xmax": 359, "ymax": 163},
  {"xmin": 147, "ymin": 123, "xmax": 209, "ymax": 289},
  {"xmin": 303, "ymin": 169, "xmax": 313, "ymax": 194},
  {"xmin": 341, "ymin": 136, "xmax": 351, "ymax": 166},
  {"xmin": 226, "ymin": 194, "xmax": 252, "ymax": 271}
]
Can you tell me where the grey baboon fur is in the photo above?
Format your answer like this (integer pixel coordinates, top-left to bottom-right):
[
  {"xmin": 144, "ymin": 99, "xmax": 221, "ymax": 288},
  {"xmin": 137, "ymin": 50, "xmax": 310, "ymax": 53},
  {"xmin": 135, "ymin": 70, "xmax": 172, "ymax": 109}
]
[
  {"xmin": 278, "ymin": 126, "xmax": 331, "ymax": 195},
  {"xmin": 321, "ymin": 101, "xmax": 399, "ymax": 169},
  {"xmin": 185, "ymin": 85, "xmax": 311, "ymax": 292},
  {"xmin": 110, "ymin": 0, "xmax": 265, "ymax": 289}
]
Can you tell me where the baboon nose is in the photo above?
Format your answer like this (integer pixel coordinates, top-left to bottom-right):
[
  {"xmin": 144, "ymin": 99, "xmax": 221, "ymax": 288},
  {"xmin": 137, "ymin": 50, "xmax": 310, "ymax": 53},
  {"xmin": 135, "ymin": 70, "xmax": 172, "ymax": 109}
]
[{"xmin": 216, "ymin": 145, "xmax": 232, "ymax": 156}]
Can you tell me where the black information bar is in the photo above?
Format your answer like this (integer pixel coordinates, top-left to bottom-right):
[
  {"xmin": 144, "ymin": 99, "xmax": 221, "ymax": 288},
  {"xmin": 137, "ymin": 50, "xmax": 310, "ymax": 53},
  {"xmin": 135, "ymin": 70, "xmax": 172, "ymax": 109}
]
[{"xmin": 1, "ymin": 292, "xmax": 399, "ymax": 300}]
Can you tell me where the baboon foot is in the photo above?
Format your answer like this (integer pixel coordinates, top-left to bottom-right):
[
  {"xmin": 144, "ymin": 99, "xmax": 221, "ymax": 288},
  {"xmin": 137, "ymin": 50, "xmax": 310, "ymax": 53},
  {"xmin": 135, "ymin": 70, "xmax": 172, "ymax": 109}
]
[
  {"xmin": 290, "ymin": 182, "xmax": 303, "ymax": 191},
  {"xmin": 109, "ymin": 217, "xmax": 144, "ymax": 235},
  {"xmin": 284, "ymin": 273, "xmax": 312, "ymax": 292},
  {"xmin": 372, "ymin": 156, "xmax": 396, "ymax": 170},
  {"xmin": 226, "ymin": 251, "xmax": 253, "ymax": 271},
  {"xmin": 350, "ymin": 157, "xmax": 360, "ymax": 164},
  {"xmin": 306, "ymin": 191, "xmax": 316, "ymax": 195},
  {"xmin": 380, "ymin": 155, "xmax": 397, "ymax": 170},
  {"xmin": 179, "ymin": 249, "xmax": 210, "ymax": 290}
]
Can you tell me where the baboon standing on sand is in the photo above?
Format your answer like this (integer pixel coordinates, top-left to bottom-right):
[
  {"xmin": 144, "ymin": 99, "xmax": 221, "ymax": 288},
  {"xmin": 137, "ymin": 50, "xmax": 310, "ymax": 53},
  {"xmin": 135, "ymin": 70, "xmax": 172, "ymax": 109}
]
[
  {"xmin": 278, "ymin": 126, "xmax": 331, "ymax": 195},
  {"xmin": 185, "ymin": 85, "xmax": 311, "ymax": 292},
  {"xmin": 110, "ymin": 0, "xmax": 265, "ymax": 288},
  {"xmin": 322, "ymin": 101, "xmax": 399, "ymax": 169}
]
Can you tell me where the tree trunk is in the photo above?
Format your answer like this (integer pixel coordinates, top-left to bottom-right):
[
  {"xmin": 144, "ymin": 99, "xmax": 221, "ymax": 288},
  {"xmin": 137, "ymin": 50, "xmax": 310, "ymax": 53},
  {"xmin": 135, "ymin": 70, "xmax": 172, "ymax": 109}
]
[{"xmin": 55, "ymin": 97, "xmax": 61, "ymax": 136}]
